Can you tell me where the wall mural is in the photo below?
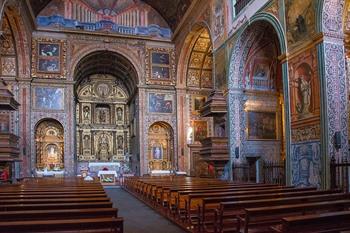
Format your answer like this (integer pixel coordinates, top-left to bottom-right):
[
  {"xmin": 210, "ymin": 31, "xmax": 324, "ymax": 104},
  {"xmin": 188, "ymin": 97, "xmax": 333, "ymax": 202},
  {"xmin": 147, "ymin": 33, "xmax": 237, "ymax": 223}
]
[
  {"xmin": 247, "ymin": 111, "xmax": 276, "ymax": 140},
  {"xmin": 34, "ymin": 87, "xmax": 64, "ymax": 110},
  {"xmin": 289, "ymin": 48, "xmax": 320, "ymax": 123},
  {"xmin": 35, "ymin": 120, "xmax": 64, "ymax": 171},
  {"xmin": 286, "ymin": 0, "xmax": 316, "ymax": 46},
  {"xmin": 76, "ymin": 74, "xmax": 129, "ymax": 162},
  {"xmin": 291, "ymin": 141, "xmax": 321, "ymax": 187},
  {"xmin": 148, "ymin": 93, "xmax": 173, "ymax": 113},
  {"xmin": 32, "ymin": 38, "xmax": 67, "ymax": 79}
]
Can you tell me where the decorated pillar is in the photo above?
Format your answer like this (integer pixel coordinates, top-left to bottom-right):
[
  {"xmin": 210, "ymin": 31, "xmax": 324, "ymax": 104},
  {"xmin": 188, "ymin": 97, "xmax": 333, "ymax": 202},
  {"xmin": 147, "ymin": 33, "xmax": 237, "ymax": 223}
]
[{"xmin": 317, "ymin": 0, "xmax": 349, "ymax": 188}]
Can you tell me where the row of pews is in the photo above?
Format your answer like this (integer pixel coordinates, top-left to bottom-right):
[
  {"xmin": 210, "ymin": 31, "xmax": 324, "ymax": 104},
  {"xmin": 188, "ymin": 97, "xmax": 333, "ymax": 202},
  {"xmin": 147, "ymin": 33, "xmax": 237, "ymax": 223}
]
[
  {"xmin": 0, "ymin": 177, "xmax": 123, "ymax": 233},
  {"xmin": 123, "ymin": 176, "xmax": 350, "ymax": 233}
]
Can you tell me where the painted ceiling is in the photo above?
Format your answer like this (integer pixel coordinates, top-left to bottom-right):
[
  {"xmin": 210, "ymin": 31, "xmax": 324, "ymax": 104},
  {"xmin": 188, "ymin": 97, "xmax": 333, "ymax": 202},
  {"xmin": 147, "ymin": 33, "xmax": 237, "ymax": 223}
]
[{"xmin": 28, "ymin": 0, "xmax": 193, "ymax": 31}]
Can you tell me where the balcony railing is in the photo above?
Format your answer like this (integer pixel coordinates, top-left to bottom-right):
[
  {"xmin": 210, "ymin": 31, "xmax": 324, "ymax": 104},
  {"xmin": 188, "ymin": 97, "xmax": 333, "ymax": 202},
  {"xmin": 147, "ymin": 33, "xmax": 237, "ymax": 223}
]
[
  {"xmin": 330, "ymin": 157, "xmax": 350, "ymax": 192},
  {"xmin": 234, "ymin": 0, "xmax": 253, "ymax": 16}
]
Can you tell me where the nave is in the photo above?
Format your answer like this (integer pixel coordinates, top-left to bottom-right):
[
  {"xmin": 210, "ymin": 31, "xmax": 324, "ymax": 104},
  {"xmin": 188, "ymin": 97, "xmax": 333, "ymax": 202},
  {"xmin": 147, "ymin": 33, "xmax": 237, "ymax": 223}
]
[{"xmin": 105, "ymin": 187, "xmax": 185, "ymax": 233}]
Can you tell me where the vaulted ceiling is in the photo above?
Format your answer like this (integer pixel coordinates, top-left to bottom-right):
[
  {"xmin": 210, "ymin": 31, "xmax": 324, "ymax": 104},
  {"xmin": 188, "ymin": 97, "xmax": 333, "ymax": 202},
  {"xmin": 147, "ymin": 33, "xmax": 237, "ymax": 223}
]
[{"xmin": 27, "ymin": 0, "xmax": 193, "ymax": 31}]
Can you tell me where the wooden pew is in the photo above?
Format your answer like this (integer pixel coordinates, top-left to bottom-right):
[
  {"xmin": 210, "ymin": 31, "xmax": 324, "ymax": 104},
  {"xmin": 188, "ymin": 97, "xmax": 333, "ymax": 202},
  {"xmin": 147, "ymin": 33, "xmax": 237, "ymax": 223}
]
[
  {"xmin": 0, "ymin": 207, "xmax": 118, "ymax": 221},
  {"xmin": 0, "ymin": 217, "xmax": 123, "ymax": 233},
  {"xmin": 0, "ymin": 201, "xmax": 113, "ymax": 211},
  {"xmin": 271, "ymin": 210, "xmax": 350, "ymax": 233},
  {"xmin": 240, "ymin": 199, "xmax": 350, "ymax": 233}
]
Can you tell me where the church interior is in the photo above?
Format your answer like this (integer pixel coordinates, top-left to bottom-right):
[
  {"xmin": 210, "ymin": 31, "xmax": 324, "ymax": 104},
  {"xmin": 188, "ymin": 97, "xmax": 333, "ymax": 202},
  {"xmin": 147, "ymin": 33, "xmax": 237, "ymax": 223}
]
[{"xmin": 1, "ymin": 0, "xmax": 350, "ymax": 232}]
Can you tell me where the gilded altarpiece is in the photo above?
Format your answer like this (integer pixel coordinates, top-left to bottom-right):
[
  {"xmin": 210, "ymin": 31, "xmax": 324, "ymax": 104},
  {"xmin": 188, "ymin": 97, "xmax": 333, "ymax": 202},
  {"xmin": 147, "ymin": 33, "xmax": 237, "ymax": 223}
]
[
  {"xmin": 147, "ymin": 123, "xmax": 174, "ymax": 171},
  {"xmin": 76, "ymin": 74, "xmax": 129, "ymax": 162},
  {"xmin": 35, "ymin": 120, "xmax": 64, "ymax": 170}
]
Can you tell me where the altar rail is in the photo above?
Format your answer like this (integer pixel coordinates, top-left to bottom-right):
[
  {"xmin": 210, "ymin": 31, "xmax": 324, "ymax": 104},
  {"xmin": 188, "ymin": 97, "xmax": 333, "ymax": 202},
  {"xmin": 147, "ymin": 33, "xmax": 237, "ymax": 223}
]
[
  {"xmin": 233, "ymin": 160, "xmax": 286, "ymax": 185},
  {"xmin": 330, "ymin": 157, "xmax": 350, "ymax": 192}
]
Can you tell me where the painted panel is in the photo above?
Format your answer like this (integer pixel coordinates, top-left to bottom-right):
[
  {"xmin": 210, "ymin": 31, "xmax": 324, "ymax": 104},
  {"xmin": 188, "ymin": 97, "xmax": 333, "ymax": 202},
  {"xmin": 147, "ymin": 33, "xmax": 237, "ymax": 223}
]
[
  {"xmin": 148, "ymin": 93, "xmax": 173, "ymax": 114},
  {"xmin": 291, "ymin": 141, "xmax": 321, "ymax": 187},
  {"xmin": 247, "ymin": 111, "xmax": 277, "ymax": 140},
  {"xmin": 34, "ymin": 87, "xmax": 64, "ymax": 110}
]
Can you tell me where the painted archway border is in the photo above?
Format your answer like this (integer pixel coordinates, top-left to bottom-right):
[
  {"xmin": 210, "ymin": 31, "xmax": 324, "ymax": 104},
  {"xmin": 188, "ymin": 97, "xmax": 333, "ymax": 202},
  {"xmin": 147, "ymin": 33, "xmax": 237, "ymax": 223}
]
[{"xmin": 227, "ymin": 12, "xmax": 291, "ymax": 183}]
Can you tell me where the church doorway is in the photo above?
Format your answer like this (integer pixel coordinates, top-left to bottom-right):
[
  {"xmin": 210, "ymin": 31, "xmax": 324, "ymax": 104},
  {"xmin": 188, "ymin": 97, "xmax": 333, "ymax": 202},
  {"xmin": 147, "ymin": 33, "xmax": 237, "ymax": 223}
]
[
  {"xmin": 35, "ymin": 119, "xmax": 64, "ymax": 173},
  {"xmin": 147, "ymin": 122, "xmax": 174, "ymax": 172},
  {"xmin": 74, "ymin": 51, "xmax": 139, "ymax": 176}
]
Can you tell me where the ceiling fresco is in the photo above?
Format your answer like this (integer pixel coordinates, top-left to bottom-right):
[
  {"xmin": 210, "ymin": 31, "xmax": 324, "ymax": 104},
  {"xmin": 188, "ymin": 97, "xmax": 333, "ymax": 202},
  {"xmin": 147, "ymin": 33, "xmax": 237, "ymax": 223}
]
[{"xmin": 28, "ymin": 0, "xmax": 193, "ymax": 31}]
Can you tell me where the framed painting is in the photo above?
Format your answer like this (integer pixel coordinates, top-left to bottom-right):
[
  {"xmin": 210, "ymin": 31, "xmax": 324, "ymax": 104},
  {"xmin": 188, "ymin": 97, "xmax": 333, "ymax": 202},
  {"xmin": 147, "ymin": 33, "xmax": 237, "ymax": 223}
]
[
  {"xmin": 193, "ymin": 120, "xmax": 208, "ymax": 142},
  {"xmin": 32, "ymin": 38, "xmax": 67, "ymax": 79},
  {"xmin": 146, "ymin": 48, "xmax": 175, "ymax": 85},
  {"xmin": 152, "ymin": 52, "xmax": 170, "ymax": 65},
  {"xmin": 247, "ymin": 111, "xmax": 276, "ymax": 140},
  {"xmin": 151, "ymin": 66, "xmax": 170, "ymax": 79},
  {"xmin": 34, "ymin": 87, "xmax": 64, "ymax": 110},
  {"xmin": 148, "ymin": 93, "xmax": 173, "ymax": 113},
  {"xmin": 192, "ymin": 95, "xmax": 206, "ymax": 114}
]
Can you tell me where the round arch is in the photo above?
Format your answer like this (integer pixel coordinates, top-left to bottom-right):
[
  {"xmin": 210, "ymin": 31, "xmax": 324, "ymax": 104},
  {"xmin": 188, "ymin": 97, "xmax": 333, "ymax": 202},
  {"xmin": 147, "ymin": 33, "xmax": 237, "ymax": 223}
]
[
  {"xmin": 176, "ymin": 22, "xmax": 214, "ymax": 88},
  {"xmin": 69, "ymin": 45, "xmax": 143, "ymax": 84},
  {"xmin": 227, "ymin": 13, "xmax": 291, "ymax": 182}
]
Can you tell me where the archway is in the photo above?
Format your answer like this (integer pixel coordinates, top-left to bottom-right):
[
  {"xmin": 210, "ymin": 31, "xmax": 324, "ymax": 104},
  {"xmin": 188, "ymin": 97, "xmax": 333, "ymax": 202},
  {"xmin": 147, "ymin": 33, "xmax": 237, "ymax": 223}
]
[
  {"xmin": 35, "ymin": 119, "xmax": 64, "ymax": 171},
  {"xmin": 74, "ymin": 50, "xmax": 139, "ymax": 175},
  {"xmin": 228, "ymin": 18, "xmax": 288, "ymax": 183},
  {"xmin": 178, "ymin": 24, "xmax": 214, "ymax": 175},
  {"xmin": 147, "ymin": 122, "xmax": 174, "ymax": 172}
]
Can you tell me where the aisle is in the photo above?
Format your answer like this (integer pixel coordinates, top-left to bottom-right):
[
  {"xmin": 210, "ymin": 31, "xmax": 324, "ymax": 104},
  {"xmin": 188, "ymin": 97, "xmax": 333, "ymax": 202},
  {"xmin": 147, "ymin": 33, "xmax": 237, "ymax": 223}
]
[{"xmin": 105, "ymin": 187, "xmax": 186, "ymax": 233}]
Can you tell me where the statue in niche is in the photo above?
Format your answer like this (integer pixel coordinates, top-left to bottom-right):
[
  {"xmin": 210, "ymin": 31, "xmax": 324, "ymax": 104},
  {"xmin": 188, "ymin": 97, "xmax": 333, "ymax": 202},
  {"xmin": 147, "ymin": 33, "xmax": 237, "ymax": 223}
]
[
  {"xmin": 116, "ymin": 107, "xmax": 123, "ymax": 121},
  {"xmin": 99, "ymin": 109, "xmax": 106, "ymax": 123},
  {"xmin": 83, "ymin": 135, "xmax": 90, "ymax": 149},
  {"xmin": 83, "ymin": 106, "xmax": 90, "ymax": 120},
  {"xmin": 45, "ymin": 144, "xmax": 60, "ymax": 168},
  {"xmin": 117, "ymin": 135, "xmax": 123, "ymax": 150},
  {"xmin": 98, "ymin": 133, "xmax": 110, "ymax": 161}
]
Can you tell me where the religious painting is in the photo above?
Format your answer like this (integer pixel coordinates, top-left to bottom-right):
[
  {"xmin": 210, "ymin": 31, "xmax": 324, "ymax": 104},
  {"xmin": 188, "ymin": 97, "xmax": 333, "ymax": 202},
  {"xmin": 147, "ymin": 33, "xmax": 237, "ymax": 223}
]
[
  {"xmin": 151, "ymin": 66, "xmax": 170, "ymax": 79},
  {"xmin": 148, "ymin": 93, "xmax": 173, "ymax": 113},
  {"xmin": 32, "ymin": 38, "xmax": 67, "ymax": 79},
  {"xmin": 152, "ymin": 53, "xmax": 170, "ymax": 65},
  {"xmin": 286, "ymin": 0, "xmax": 315, "ymax": 46},
  {"xmin": 289, "ymin": 49, "xmax": 319, "ymax": 122},
  {"xmin": 34, "ymin": 87, "xmax": 64, "ymax": 110},
  {"xmin": 247, "ymin": 111, "xmax": 276, "ymax": 140},
  {"xmin": 146, "ymin": 48, "xmax": 175, "ymax": 85},
  {"xmin": 193, "ymin": 120, "xmax": 208, "ymax": 142},
  {"xmin": 38, "ymin": 58, "xmax": 60, "ymax": 72},
  {"xmin": 192, "ymin": 95, "xmax": 206, "ymax": 114},
  {"xmin": 152, "ymin": 145, "xmax": 163, "ymax": 160}
]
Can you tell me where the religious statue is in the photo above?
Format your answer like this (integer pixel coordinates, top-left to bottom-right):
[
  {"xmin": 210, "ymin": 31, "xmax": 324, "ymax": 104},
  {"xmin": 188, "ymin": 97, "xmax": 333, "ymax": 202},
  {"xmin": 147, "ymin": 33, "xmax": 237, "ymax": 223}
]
[
  {"xmin": 117, "ymin": 135, "xmax": 123, "ymax": 150},
  {"xmin": 99, "ymin": 109, "xmax": 106, "ymax": 123},
  {"xmin": 98, "ymin": 133, "xmax": 110, "ymax": 161},
  {"xmin": 83, "ymin": 135, "xmax": 90, "ymax": 149},
  {"xmin": 117, "ymin": 107, "xmax": 123, "ymax": 121},
  {"xmin": 83, "ymin": 106, "xmax": 90, "ymax": 120},
  {"xmin": 152, "ymin": 146, "xmax": 162, "ymax": 160}
]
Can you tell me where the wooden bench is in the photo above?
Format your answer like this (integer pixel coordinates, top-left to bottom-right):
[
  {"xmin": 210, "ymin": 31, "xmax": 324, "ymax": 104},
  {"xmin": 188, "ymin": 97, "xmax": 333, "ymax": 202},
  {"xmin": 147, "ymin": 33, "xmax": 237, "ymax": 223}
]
[
  {"xmin": 240, "ymin": 199, "xmax": 350, "ymax": 233},
  {"xmin": 0, "ymin": 217, "xmax": 123, "ymax": 233},
  {"xmin": 271, "ymin": 210, "xmax": 350, "ymax": 233}
]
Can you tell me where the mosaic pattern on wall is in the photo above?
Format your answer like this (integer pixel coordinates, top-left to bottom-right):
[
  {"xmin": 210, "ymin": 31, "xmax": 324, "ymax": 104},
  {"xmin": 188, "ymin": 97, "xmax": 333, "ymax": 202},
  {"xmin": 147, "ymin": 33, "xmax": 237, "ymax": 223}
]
[{"xmin": 291, "ymin": 141, "xmax": 321, "ymax": 188}]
